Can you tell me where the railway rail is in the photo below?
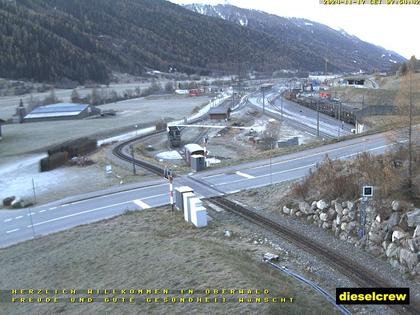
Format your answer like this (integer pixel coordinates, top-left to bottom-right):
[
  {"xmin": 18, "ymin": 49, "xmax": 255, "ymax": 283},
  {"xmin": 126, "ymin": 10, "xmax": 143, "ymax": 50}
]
[{"xmin": 209, "ymin": 196, "xmax": 419, "ymax": 315}]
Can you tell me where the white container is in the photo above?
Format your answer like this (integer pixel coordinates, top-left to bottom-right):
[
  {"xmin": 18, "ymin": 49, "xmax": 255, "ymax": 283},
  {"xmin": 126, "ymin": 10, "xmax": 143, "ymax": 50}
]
[
  {"xmin": 183, "ymin": 192, "xmax": 195, "ymax": 222},
  {"xmin": 191, "ymin": 206, "xmax": 208, "ymax": 228}
]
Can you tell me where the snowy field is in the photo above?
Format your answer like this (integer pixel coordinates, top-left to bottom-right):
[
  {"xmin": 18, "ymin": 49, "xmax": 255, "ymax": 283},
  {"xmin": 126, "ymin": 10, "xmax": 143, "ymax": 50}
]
[{"xmin": 0, "ymin": 95, "xmax": 210, "ymax": 156}]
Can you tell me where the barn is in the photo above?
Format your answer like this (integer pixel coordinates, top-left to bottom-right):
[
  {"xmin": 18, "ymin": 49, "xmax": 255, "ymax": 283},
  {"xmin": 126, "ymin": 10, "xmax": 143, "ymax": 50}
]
[{"xmin": 24, "ymin": 103, "xmax": 100, "ymax": 122}]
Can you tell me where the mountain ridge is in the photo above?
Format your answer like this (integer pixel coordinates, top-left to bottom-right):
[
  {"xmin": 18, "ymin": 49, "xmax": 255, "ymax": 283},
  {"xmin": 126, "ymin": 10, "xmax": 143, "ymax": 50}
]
[
  {"xmin": 0, "ymin": 0, "xmax": 405, "ymax": 84},
  {"xmin": 184, "ymin": 3, "xmax": 405, "ymax": 72}
]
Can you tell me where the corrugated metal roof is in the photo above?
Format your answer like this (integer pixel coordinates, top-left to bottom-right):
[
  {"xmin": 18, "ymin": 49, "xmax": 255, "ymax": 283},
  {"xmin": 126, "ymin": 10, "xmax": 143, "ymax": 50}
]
[
  {"xmin": 25, "ymin": 103, "xmax": 88, "ymax": 119},
  {"xmin": 184, "ymin": 143, "xmax": 204, "ymax": 153}
]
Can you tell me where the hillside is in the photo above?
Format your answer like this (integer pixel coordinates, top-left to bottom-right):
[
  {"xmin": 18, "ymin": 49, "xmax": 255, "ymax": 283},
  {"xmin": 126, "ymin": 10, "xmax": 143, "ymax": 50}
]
[
  {"xmin": 0, "ymin": 0, "xmax": 293, "ymax": 83},
  {"xmin": 0, "ymin": 0, "xmax": 405, "ymax": 84},
  {"xmin": 185, "ymin": 4, "xmax": 405, "ymax": 73}
]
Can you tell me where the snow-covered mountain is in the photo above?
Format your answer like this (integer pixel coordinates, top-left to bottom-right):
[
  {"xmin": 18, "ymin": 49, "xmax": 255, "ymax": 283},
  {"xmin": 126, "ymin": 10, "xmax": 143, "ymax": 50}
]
[{"xmin": 184, "ymin": 3, "xmax": 405, "ymax": 72}]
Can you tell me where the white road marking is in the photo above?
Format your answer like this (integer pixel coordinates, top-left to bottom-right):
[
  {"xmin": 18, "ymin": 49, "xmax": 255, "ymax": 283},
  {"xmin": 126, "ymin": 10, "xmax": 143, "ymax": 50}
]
[
  {"xmin": 235, "ymin": 171, "xmax": 255, "ymax": 179},
  {"xmin": 216, "ymin": 164, "xmax": 316, "ymax": 186},
  {"xmin": 39, "ymin": 210, "xmax": 47, "ymax": 213},
  {"xmin": 49, "ymin": 207, "xmax": 57, "ymax": 210},
  {"xmin": 212, "ymin": 143, "xmax": 393, "ymax": 187},
  {"xmin": 59, "ymin": 183, "xmax": 168, "ymax": 207},
  {"xmin": 229, "ymin": 190, "xmax": 240, "ymax": 194},
  {"xmin": 141, "ymin": 193, "xmax": 167, "ymax": 201},
  {"xmin": 133, "ymin": 199, "xmax": 151, "ymax": 209},
  {"xmin": 247, "ymin": 140, "xmax": 381, "ymax": 171},
  {"xmin": 6, "ymin": 229, "xmax": 19, "ymax": 234},
  {"xmin": 15, "ymin": 216, "xmax": 23, "ymax": 220},
  {"xmin": 202, "ymin": 173, "xmax": 226, "ymax": 179},
  {"xmin": 27, "ymin": 201, "xmax": 132, "ymax": 228},
  {"xmin": 4, "ymin": 219, "xmax": 12, "ymax": 223}
]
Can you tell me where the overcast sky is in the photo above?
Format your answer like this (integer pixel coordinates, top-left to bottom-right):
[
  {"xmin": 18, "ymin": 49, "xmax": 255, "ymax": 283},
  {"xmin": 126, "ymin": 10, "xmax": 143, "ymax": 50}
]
[{"xmin": 170, "ymin": 0, "xmax": 418, "ymax": 59}]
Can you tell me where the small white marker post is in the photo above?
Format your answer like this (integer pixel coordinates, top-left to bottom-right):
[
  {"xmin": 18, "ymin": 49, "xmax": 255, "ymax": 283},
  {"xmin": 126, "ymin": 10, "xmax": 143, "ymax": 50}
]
[{"xmin": 167, "ymin": 169, "xmax": 174, "ymax": 212}]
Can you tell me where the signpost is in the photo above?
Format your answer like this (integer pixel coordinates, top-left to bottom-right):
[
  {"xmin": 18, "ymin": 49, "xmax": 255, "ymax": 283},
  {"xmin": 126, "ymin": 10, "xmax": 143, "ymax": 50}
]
[{"xmin": 359, "ymin": 186, "xmax": 374, "ymax": 239}]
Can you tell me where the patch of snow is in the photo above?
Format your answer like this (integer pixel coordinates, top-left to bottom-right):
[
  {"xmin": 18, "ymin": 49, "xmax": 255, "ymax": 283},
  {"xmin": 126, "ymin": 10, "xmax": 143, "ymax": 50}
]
[
  {"xmin": 155, "ymin": 151, "xmax": 182, "ymax": 160},
  {"xmin": 239, "ymin": 17, "xmax": 248, "ymax": 26},
  {"xmin": 98, "ymin": 126, "xmax": 156, "ymax": 146},
  {"xmin": 206, "ymin": 157, "xmax": 221, "ymax": 165},
  {"xmin": 389, "ymin": 59, "xmax": 397, "ymax": 64},
  {"xmin": 304, "ymin": 22, "xmax": 313, "ymax": 26}
]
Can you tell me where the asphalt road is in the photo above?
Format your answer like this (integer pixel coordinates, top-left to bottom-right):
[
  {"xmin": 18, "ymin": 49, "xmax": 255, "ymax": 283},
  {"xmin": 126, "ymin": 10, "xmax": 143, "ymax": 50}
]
[
  {"xmin": 0, "ymin": 131, "xmax": 394, "ymax": 248},
  {"xmin": 248, "ymin": 89, "xmax": 354, "ymax": 138}
]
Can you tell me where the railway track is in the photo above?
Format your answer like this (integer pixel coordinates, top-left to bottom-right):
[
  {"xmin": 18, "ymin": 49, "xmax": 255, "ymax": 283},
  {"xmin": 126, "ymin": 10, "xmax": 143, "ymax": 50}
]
[
  {"xmin": 210, "ymin": 196, "xmax": 419, "ymax": 315},
  {"xmin": 112, "ymin": 130, "xmax": 167, "ymax": 176}
]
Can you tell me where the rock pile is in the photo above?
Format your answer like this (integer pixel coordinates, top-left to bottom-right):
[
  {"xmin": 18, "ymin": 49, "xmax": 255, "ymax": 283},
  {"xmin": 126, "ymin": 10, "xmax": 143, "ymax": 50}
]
[{"xmin": 282, "ymin": 199, "xmax": 420, "ymax": 276}]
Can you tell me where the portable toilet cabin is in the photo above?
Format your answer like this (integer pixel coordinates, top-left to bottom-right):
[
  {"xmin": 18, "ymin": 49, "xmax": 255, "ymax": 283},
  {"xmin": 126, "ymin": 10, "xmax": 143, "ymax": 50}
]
[{"xmin": 191, "ymin": 155, "xmax": 206, "ymax": 172}]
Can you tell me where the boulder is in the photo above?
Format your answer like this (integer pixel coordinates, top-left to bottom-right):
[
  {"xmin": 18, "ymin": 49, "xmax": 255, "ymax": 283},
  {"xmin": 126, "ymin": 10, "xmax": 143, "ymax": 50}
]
[
  {"xmin": 406, "ymin": 208, "xmax": 420, "ymax": 227},
  {"xmin": 347, "ymin": 221, "xmax": 357, "ymax": 233},
  {"xmin": 290, "ymin": 208, "xmax": 296, "ymax": 216},
  {"xmin": 348, "ymin": 211, "xmax": 356, "ymax": 221},
  {"xmin": 406, "ymin": 237, "xmax": 420, "ymax": 253},
  {"xmin": 366, "ymin": 206, "xmax": 376, "ymax": 216},
  {"xmin": 414, "ymin": 225, "xmax": 420, "ymax": 238},
  {"xmin": 415, "ymin": 263, "xmax": 420, "ymax": 275},
  {"xmin": 384, "ymin": 230, "xmax": 393, "ymax": 243},
  {"xmin": 282, "ymin": 206, "xmax": 290, "ymax": 215},
  {"xmin": 320, "ymin": 213, "xmax": 329, "ymax": 222},
  {"xmin": 391, "ymin": 200, "xmax": 401, "ymax": 212},
  {"xmin": 342, "ymin": 208, "xmax": 349, "ymax": 216},
  {"xmin": 386, "ymin": 243, "xmax": 400, "ymax": 259},
  {"xmin": 335, "ymin": 203, "xmax": 343, "ymax": 215},
  {"xmin": 375, "ymin": 215, "xmax": 382, "ymax": 223},
  {"xmin": 392, "ymin": 230, "xmax": 409, "ymax": 242},
  {"xmin": 399, "ymin": 248, "xmax": 419, "ymax": 270},
  {"xmin": 295, "ymin": 211, "xmax": 303, "ymax": 217},
  {"xmin": 340, "ymin": 222, "xmax": 348, "ymax": 231},
  {"xmin": 299, "ymin": 202, "xmax": 313, "ymax": 214},
  {"xmin": 347, "ymin": 201, "xmax": 355, "ymax": 212},
  {"xmin": 341, "ymin": 215, "xmax": 350, "ymax": 223},
  {"xmin": 328, "ymin": 208, "xmax": 336, "ymax": 220},
  {"xmin": 386, "ymin": 212, "xmax": 400, "ymax": 230},
  {"xmin": 316, "ymin": 200, "xmax": 329, "ymax": 211},
  {"xmin": 322, "ymin": 222, "xmax": 331, "ymax": 229},
  {"xmin": 369, "ymin": 231, "xmax": 383, "ymax": 244},
  {"xmin": 336, "ymin": 215, "xmax": 342, "ymax": 226}
]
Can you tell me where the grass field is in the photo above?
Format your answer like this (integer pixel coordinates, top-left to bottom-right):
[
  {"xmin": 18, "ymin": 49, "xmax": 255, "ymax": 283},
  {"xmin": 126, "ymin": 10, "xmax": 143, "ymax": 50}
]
[
  {"xmin": 0, "ymin": 95, "xmax": 210, "ymax": 157},
  {"xmin": 0, "ymin": 207, "xmax": 339, "ymax": 315}
]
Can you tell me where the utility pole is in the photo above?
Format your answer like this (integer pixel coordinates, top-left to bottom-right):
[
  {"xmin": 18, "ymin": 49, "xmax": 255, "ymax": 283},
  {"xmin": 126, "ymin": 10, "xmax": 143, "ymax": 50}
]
[
  {"xmin": 281, "ymin": 96, "xmax": 284, "ymax": 120},
  {"xmin": 262, "ymin": 88, "xmax": 265, "ymax": 114},
  {"xmin": 408, "ymin": 69, "xmax": 413, "ymax": 196},
  {"xmin": 270, "ymin": 141, "xmax": 273, "ymax": 185},
  {"xmin": 130, "ymin": 144, "xmax": 136, "ymax": 175},
  {"xmin": 316, "ymin": 102, "xmax": 320, "ymax": 137},
  {"xmin": 32, "ymin": 178, "xmax": 37, "ymax": 205}
]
